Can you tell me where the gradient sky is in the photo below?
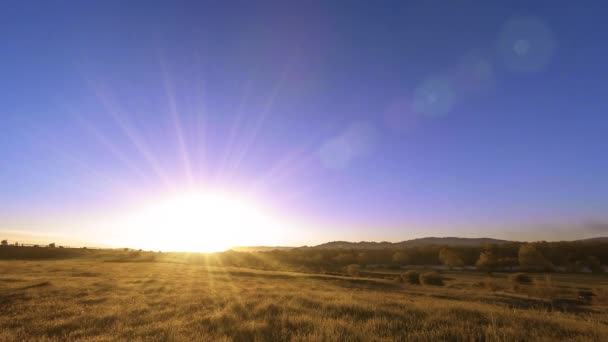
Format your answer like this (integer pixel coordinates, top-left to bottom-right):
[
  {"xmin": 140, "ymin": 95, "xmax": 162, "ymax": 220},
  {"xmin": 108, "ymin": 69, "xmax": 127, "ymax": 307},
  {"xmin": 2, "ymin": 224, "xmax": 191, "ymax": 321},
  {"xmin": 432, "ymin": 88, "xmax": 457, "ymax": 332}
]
[{"xmin": 1, "ymin": 1, "xmax": 608, "ymax": 247}]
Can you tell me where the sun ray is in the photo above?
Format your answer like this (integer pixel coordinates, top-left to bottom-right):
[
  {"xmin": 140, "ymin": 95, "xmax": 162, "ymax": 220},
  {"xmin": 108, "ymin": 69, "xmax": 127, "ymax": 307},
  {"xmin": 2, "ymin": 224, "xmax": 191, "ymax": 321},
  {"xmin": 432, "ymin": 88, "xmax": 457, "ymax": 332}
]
[
  {"xmin": 216, "ymin": 78, "xmax": 253, "ymax": 181},
  {"xmin": 86, "ymin": 79, "xmax": 175, "ymax": 191},
  {"xmin": 224, "ymin": 66, "xmax": 289, "ymax": 181},
  {"xmin": 25, "ymin": 125, "xmax": 141, "ymax": 202},
  {"xmin": 68, "ymin": 108, "xmax": 152, "ymax": 185},
  {"xmin": 160, "ymin": 60, "xmax": 195, "ymax": 186}
]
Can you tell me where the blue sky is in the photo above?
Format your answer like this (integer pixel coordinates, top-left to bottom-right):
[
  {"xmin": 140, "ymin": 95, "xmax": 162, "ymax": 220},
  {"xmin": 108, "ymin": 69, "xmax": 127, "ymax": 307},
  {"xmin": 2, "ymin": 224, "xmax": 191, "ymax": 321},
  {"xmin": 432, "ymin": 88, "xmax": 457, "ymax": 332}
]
[{"xmin": 1, "ymin": 1, "xmax": 608, "ymax": 247}]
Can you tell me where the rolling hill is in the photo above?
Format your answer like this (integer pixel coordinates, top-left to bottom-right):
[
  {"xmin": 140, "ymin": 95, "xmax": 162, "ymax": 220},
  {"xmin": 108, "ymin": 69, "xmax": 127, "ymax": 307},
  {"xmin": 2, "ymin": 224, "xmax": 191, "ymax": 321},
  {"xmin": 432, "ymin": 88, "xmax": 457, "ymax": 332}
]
[{"xmin": 309, "ymin": 237, "xmax": 512, "ymax": 249}]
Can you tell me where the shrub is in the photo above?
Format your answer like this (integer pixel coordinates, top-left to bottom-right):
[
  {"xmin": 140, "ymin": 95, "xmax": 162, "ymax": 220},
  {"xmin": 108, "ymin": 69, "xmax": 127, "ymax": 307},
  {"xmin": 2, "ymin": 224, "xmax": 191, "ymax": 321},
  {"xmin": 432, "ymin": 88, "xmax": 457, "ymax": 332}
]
[
  {"xmin": 400, "ymin": 270, "xmax": 420, "ymax": 284},
  {"xmin": 481, "ymin": 277, "xmax": 505, "ymax": 291},
  {"xmin": 420, "ymin": 271, "xmax": 444, "ymax": 286},
  {"xmin": 509, "ymin": 272, "xmax": 532, "ymax": 284}
]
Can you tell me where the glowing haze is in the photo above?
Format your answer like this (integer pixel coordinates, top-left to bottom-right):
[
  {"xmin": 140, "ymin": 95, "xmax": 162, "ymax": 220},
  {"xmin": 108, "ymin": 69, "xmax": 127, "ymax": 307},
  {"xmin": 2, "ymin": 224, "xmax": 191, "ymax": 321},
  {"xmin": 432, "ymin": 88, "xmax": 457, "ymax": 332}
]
[{"xmin": 1, "ymin": 2, "xmax": 608, "ymax": 251}]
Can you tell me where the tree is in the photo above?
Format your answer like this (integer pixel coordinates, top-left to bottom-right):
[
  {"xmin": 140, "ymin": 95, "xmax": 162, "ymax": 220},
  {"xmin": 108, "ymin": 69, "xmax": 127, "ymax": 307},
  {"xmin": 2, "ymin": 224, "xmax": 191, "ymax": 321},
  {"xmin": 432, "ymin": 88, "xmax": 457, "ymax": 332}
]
[
  {"xmin": 476, "ymin": 249, "xmax": 518, "ymax": 271},
  {"xmin": 392, "ymin": 251, "xmax": 411, "ymax": 265},
  {"xmin": 476, "ymin": 249, "xmax": 498, "ymax": 270},
  {"xmin": 1, "ymin": 240, "xmax": 7, "ymax": 246},
  {"xmin": 345, "ymin": 264, "xmax": 360, "ymax": 276},
  {"xmin": 48, "ymin": 243, "xmax": 56, "ymax": 248},
  {"xmin": 500, "ymin": 257, "xmax": 519, "ymax": 270},
  {"xmin": 586, "ymin": 256, "xmax": 603, "ymax": 273},
  {"xmin": 438, "ymin": 247, "xmax": 464, "ymax": 270},
  {"xmin": 357, "ymin": 252, "xmax": 371, "ymax": 265},
  {"xmin": 334, "ymin": 253, "xmax": 356, "ymax": 265},
  {"xmin": 518, "ymin": 244, "xmax": 553, "ymax": 271}
]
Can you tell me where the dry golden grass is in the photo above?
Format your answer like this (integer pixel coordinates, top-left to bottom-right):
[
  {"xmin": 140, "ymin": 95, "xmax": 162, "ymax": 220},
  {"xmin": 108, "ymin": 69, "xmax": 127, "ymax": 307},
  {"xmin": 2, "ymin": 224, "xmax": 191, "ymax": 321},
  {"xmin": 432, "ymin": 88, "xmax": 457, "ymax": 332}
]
[{"xmin": 1, "ymin": 259, "xmax": 607, "ymax": 341}]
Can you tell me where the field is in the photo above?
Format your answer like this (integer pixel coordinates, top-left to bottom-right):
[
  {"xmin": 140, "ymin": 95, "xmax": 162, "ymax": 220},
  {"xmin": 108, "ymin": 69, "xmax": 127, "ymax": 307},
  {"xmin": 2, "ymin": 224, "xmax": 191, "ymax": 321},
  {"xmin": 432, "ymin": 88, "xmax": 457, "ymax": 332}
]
[{"xmin": 1, "ymin": 252, "xmax": 607, "ymax": 341}]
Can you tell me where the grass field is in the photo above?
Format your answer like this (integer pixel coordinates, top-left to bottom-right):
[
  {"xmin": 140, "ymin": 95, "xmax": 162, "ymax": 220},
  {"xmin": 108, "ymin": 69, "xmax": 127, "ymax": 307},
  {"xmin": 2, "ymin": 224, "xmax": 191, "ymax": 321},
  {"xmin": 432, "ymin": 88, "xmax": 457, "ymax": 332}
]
[{"xmin": 1, "ymin": 256, "xmax": 607, "ymax": 341}]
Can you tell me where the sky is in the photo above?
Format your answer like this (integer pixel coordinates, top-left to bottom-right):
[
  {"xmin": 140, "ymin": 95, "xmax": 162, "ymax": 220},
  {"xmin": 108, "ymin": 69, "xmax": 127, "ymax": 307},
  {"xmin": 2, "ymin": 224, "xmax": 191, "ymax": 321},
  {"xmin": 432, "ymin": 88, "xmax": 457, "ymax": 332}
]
[{"xmin": 1, "ymin": 1, "xmax": 608, "ymax": 249}]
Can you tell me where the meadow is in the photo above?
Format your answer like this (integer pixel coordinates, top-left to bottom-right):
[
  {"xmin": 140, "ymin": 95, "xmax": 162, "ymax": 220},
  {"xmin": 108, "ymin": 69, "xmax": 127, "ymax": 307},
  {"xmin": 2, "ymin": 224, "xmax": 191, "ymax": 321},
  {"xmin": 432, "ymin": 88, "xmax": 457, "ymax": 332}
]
[{"xmin": 1, "ymin": 249, "xmax": 607, "ymax": 341}]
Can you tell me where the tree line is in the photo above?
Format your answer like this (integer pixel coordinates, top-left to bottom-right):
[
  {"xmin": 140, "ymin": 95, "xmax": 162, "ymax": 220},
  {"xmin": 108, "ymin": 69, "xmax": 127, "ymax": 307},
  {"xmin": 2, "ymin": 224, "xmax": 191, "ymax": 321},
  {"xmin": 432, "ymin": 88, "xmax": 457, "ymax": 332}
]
[{"xmin": 217, "ymin": 241, "xmax": 607, "ymax": 273}]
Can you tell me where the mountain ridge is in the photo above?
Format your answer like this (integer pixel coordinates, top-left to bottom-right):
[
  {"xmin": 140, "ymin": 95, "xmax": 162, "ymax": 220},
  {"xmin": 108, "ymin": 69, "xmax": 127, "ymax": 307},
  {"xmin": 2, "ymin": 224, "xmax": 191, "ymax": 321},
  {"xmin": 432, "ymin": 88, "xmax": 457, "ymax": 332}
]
[
  {"xmin": 231, "ymin": 236, "xmax": 608, "ymax": 251},
  {"xmin": 309, "ymin": 237, "xmax": 511, "ymax": 249}
]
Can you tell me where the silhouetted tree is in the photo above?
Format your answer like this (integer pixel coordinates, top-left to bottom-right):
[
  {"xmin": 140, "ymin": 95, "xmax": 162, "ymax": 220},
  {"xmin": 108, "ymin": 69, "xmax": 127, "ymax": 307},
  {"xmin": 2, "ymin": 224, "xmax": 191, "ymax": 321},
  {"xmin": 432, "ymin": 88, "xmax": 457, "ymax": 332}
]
[
  {"xmin": 334, "ymin": 253, "xmax": 356, "ymax": 265},
  {"xmin": 438, "ymin": 247, "xmax": 464, "ymax": 269},
  {"xmin": 1, "ymin": 239, "xmax": 8, "ymax": 246},
  {"xmin": 586, "ymin": 256, "xmax": 603, "ymax": 273},
  {"xmin": 476, "ymin": 249, "xmax": 498, "ymax": 270},
  {"xmin": 519, "ymin": 244, "xmax": 553, "ymax": 271},
  {"xmin": 476, "ymin": 249, "xmax": 518, "ymax": 270},
  {"xmin": 48, "ymin": 243, "xmax": 56, "ymax": 248},
  {"xmin": 356, "ymin": 252, "xmax": 366, "ymax": 264},
  {"xmin": 392, "ymin": 250, "xmax": 411, "ymax": 265}
]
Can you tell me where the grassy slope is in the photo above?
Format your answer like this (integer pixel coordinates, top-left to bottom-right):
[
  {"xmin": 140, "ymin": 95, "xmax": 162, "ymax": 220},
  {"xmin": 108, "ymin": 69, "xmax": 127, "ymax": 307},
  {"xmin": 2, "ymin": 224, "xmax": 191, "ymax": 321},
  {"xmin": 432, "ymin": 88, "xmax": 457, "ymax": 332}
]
[{"xmin": 1, "ymin": 257, "xmax": 607, "ymax": 341}]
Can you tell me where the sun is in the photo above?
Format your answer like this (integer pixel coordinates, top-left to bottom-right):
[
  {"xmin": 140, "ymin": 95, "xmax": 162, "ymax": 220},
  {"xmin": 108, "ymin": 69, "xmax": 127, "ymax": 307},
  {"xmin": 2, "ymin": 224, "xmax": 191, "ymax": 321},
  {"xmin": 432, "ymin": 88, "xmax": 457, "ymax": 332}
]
[{"xmin": 119, "ymin": 191, "xmax": 280, "ymax": 252}]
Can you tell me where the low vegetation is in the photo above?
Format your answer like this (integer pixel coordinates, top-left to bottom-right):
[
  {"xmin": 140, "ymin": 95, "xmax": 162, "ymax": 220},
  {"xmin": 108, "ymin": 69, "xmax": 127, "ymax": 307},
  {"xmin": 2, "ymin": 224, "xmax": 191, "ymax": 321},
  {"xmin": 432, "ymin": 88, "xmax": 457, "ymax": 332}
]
[
  {"xmin": 509, "ymin": 272, "xmax": 533, "ymax": 284},
  {"xmin": 400, "ymin": 270, "xmax": 420, "ymax": 284},
  {"xmin": 0, "ymin": 247, "xmax": 607, "ymax": 341},
  {"xmin": 419, "ymin": 271, "xmax": 444, "ymax": 286},
  {"xmin": 2, "ymin": 239, "xmax": 607, "ymax": 274}
]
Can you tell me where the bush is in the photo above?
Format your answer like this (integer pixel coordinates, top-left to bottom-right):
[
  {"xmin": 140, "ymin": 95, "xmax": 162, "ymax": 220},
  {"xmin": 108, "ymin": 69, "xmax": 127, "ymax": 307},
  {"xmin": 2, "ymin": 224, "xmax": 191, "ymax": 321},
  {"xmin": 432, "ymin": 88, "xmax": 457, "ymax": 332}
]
[
  {"xmin": 400, "ymin": 270, "xmax": 420, "ymax": 285},
  {"xmin": 509, "ymin": 272, "xmax": 532, "ymax": 284},
  {"xmin": 479, "ymin": 277, "xmax": 505, "ymax": 291},
  {"xmin": 420, "ymin": 271, "xmax": 444, "ymax": 286}
]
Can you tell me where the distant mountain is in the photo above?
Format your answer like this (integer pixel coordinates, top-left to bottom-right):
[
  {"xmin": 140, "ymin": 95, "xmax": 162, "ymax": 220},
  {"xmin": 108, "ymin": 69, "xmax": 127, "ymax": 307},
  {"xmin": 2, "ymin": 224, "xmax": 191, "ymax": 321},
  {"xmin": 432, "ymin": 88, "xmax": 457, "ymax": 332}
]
[
  {"xmin": 311, "ymin": 241, "xmax": 394, "ymax": 249},
  {"xmin": 310, "ymin": 237, "xmax": 512, "ymax": 249},
  {"xmin": 225, "ymin": 236, "xmax": 608, "ymax": 252},
  {"xmin": 395, "ymin": 237, "xmax": 512, "ymax": 248},
  {"xmin": 573, "ymin": 237, "xmax": 608, "ymax": 243},
  {"xmin": 230, "ymin": 246, "xmax": 296, "ymax": 252}
]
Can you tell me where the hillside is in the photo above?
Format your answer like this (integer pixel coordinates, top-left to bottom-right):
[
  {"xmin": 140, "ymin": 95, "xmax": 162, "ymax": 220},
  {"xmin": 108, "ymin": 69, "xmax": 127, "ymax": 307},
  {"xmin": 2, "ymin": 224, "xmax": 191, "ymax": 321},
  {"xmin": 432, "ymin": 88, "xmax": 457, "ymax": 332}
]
[
  {"xmin": 230, "ymin": 236, "xmax": 608, "ymax": 251},
  {"xmin": 574, "ymin": 237, "xmax": 608, "ymax": 243},
  {"xmin": 310, "ymin": 237, "xmax": 512, "ymax": 249},
  {"xmin": 230, "ymin": 246, "xmax": 296, "ymax": 252}
]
